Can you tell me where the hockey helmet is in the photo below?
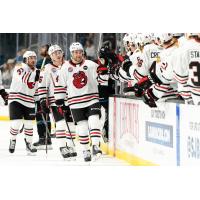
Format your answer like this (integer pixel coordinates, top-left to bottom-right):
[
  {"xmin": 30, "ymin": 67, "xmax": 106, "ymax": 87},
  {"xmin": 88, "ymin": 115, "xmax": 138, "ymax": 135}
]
[
  {"xmin": 23, "ymin": 51, "xmax": 37, "ymax": 59},
  {"xmin": 157, "ymin": 33, "xmax": 173, "ymax": 44},
  {"xmin": 48, "ymin": 45, "xmax": 63, "ymax": 56},
  {"xmin": 69, "ymin": 42, "xmax": 84, "ymax": 52},
  {"xmin": 185, "ymin": 33, "xmax": 199, "ymax": 38},
  {"xmin": 139, "ymin": 33, "xmax": 151, "ymax": 46},
  {"xmin": 173, "ymin": 33, "xmax": 184, "ymax": 37}
]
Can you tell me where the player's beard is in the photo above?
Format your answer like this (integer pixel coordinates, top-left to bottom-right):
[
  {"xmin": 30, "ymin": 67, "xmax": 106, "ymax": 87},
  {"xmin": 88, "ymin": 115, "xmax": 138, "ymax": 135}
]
[
  {"xmin": 28, "ymin": 64, "xmax": 35, "ymax": 70},
  {"xmin": 28, "ymin": 61, "xmax": 36, "ymax": 70},
  {"xmin": 73, "ymin": 56, "xmax": 83, "ymax": 64}
]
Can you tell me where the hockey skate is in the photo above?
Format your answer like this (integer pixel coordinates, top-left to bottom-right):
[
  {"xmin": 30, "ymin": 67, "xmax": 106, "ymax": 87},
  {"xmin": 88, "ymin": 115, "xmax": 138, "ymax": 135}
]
[
  {"xmin": 33, "ymin": 138, "xmax": 53, "ymax": 150},
  {"xmin": 9, "ymin": 139, "xmax": 16, "ymax": 153},
  {"xmin": 92, "ymin": 145, "xmax": 102, "ymax": 161},
  {"xmin": 24, "ymin": 138, "xmax": 37, "ymax": 155},
  {"xmin": 68, "ymin": 146, "xmax": 77, "ymax": 157},
  {"xmin": 60, "ymin": 146, "xmax": 71, "ymax": 160},
  {"xmin": 83, "ymin": 150, "xmax": 91, "ymax": 162}
]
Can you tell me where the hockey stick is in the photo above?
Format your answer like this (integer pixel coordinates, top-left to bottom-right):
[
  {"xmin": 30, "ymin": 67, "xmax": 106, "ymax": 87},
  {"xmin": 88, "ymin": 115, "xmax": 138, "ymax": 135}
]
[
  {"xmin": 42, "ymin": 57, "xmax": 51, "ymax": 155},
  {"xmin": 62, "ymin": 110, "xmax": 75, "ymax": 147},
  {"xmin": 40, "ymin": 57, "xmax": 46, "ymax": 71},
  {"xmin": 40, "ymin": 112, "xmax": 51, "ymax": 154}
]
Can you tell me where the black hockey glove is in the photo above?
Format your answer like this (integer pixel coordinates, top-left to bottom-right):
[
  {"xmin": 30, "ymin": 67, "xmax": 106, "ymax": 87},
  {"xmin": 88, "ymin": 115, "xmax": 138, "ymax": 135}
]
[
  {"xmin": 0, "ymin": 89, "xmax": 8, "ymax": 105},
  {"xmin": 35, "ymin": 69, "xmax": 40, "ymax": 82},
  {"xmin": 121, "ymin": 58, "xmax": 132, "ymax": 73},
  {"xmin": 142, "ymin": 88, "xmax": 158, "ymax": 108},
  {"xmin": 55, "ymin": 99, "xmax": 68, "ymax": 114},
  {"xmin": 133, "ymin": 83, "xmax": 144, "ymax": 97},
  {"xmin": 123, "ymin": 84, "xmax": 144, "ymax": 97},
  {"xmin": 55, "ymin": 99, "xmax": 64, "ymax": 107},
  {"xmin": 40, "ymin": 99, "xmax": 50, "ymax": 113},
  {"xmin": 137, "ymin": 76, "xmax": 153, "ymax": 90},
  {"xmin": 97, "ymin": 65, "xmax": 109, "ymax": 75}
]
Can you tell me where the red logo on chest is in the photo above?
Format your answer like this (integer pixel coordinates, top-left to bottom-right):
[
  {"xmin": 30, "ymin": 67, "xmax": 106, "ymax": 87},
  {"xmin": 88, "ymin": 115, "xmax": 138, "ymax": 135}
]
[{"xmin": 73, "ymin": 71, "xmax": 88, "ymax": 89}]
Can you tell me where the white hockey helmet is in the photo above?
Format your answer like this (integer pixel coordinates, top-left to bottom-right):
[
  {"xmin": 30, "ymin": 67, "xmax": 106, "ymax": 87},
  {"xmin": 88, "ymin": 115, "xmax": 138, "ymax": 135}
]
[
  {"xmin": 129, "ymin": 33, "xmax": 137, "ymax": 45},
  {"xmin": 150, "ymin": 33, "xmax": 155, "ymax": 41},
  {"xmin": 135, "ymin": 33, "xmax": 151, "ymax": 47},
  {"xmin": 123, "ymin": 33, "xmax": 135, "ymax": 47},
  {"xmin": 48, "ymin": 45, "xmax": 63, "ymax": 56},
  {"xmin": 123, "ymin": 33, "xmax": 130, "ymax": 46},
  {"xmin": 173, "ymin": 33, "xmax": 184, "ymax": 37},
  {"xmin": 157, "ymin": 33, "xmax": 173, "ymax": 44},
  {"xmin": 186, "ymin": 33, "xmax": 199, "ymax": 37},
  {"xmin": 69, "ymin": 42, "xmax": 84, "ymax": 52},
  {"xmin": 141, "ymin": 33, "xmax": 151, "ymax": 45},
  {"xmin": 23, "ymin": 51, "xmax": 37, "ymax": 59}
]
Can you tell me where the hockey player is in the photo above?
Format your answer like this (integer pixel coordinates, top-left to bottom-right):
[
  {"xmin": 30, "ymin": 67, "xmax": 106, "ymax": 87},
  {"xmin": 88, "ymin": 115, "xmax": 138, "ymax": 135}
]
[
  {"xmin": 33, "ymin": 44, "xmax": 53, "ymax": 150},
  {"xmin": 8, "ymin": 51, "xmax": 39, "ymax": 154},
  {"xmin": 0, "ymin": 70, "xmax": 8, "ymax": 105},
  {"xmin": 97, "ymin": 45, "xmax": 116, "ymax": 142},
  {"xmin": 38, "ymin": 44, "xmax": 77, "ymax": 159},
  {"xmin": 141, "ymin": 33, "xmax": 179, "ymax": 107},
  {"xmin": 54, "ymin": 42, "xmax": 103, "ymax": 162},
  {"xmin": 137, "ymin": 34, "xmax": 163, "ymax": 78},
  {"xmin": 173, "ymin": 33, "xmax": 200, "ymax": 105},
  {"xmin": 123, "ymin": 33, "xmax": 134, "ymax": 57},
  {"xmin": 121, "ymin": 33, "xmax": 163, "ymax": 96}
]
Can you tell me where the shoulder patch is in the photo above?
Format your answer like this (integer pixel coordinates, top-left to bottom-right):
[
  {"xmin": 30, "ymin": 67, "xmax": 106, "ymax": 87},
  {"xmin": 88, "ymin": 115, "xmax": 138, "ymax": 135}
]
[
  {"xmin": 156, "ymin": 56, "xmax": 161, "ymax": 63},
  {"xmin": 15, "ymin": 63, "xmax": 23, "ymax": 68}
]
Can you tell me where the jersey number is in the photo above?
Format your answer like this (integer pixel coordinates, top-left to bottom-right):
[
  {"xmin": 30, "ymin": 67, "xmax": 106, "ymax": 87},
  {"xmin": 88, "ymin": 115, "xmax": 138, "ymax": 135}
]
[
  {"xmin": 17, "ymin": 68, "xmax": 24, "ymax": 75},
  {"xmin": 189, "ymin": 61, "xmax": 200, "ymax": 86}
]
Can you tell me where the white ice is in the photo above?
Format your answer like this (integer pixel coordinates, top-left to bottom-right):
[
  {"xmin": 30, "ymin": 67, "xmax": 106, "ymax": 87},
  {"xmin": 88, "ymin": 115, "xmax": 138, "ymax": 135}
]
[{"xmin": 0, "ymin": 121, "xmax": 129, "ymax": 166}]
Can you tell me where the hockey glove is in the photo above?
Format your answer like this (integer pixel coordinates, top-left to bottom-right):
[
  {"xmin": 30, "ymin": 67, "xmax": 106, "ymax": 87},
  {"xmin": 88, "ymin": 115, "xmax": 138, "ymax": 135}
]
[
  {"xmin": 40, "ymin": 99, "xmax": 50, "ymax": 113},
  {"xmin": 121, "ymin": 59, "xmax": 132, "ymax": 73},
  {"xmin": 35, "ymin": 69, "xmax": 40, "ymax": 82},
  {"xmin": 123, "ymin": 84, "xmax": 144, "ymax": 97},
  {"xmin": 137, "ymin": 76, "xmax": 153, "ymax": 90},
  {"xmin": 0, "ymin": 89, "xmax": 8, "ymax": 105},
  {"xmin": 142, "ymin": 88, "xmax": 158, "ymax": 108},
  {"xmin": 129, "ymin": 76, "xmax": 153, "ymax": 97},
  {"xmin": 55, "ymin": 99, "xmax": 64, "ymax": 107},
  {"xmin": 133, "ymin": 83, "xmax": 145, "ymax": 97},
  {"xmin": 97, "ymin": 65, "xmax": 109, "ymax": 75},
  {"xmin": 55, "ymin": 99, "xmax": 68, "ymax": 114}
]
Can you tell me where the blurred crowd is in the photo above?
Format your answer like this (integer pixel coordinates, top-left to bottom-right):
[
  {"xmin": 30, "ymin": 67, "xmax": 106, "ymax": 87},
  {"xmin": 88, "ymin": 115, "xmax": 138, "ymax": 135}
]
[
  {"xmin": 0, "ymin": 48, "xmax": 27, "ymax": 89},
  {"xmin": 0, "ymin": 33, "xmax": 117, "ymax": 89}
]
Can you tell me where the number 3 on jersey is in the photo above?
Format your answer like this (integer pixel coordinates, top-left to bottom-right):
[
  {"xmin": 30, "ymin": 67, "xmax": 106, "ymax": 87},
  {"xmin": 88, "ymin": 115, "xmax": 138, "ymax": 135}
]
[
  {"xmin": 17, "ymin": 68, "xmax": 24, "ymax": 75},
  {"xmin": 189, "ymin": 61, "xmax": 200, "ymax": 86}
]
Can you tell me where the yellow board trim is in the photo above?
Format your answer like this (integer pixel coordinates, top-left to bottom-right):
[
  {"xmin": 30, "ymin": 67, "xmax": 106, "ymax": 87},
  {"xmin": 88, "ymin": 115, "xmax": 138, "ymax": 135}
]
[
  {"xmin": 0, "ymin": 116, "xmax": 9, "ymax": 121},
  {"xmin": 101, "ymin": 143, "xmax": 158, "ymax": 166}
]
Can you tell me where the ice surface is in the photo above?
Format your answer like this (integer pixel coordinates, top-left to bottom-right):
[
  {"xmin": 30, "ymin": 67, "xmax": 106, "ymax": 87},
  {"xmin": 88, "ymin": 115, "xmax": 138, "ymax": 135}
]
[{"xmin": 0, "ymin": 121, "xmax": 129, "ymax": 166}]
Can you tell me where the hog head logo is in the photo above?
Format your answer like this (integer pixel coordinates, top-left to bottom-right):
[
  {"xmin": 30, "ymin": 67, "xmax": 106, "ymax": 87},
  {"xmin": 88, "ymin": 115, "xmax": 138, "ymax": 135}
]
[{"xmin": 73, "ymin": 71, "xmax": 87, "ymax": 89}]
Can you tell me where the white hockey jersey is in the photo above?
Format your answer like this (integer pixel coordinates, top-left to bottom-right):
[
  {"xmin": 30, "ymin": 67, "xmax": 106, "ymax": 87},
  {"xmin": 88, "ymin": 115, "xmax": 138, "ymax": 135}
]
[
  {"xmin": 115, "ymin": 49, "xmax": 141, "ymax": 84},
  {"xmin": 38, "ymin": 62, "xmax": 62, "ymax": 106},
  {"xmin": 173, "ymin": 39, "xmax": 200, "ymax": 105},
  {"xmin": 54, "ymin": 59, "xmax": 100, "ymax": 109},
  {"xmin": 129, "ymin": 43, "xmax": 163, "ymax": 82},
  {"xmin": 149, "ymin": 44, "xmax": 179, "ymax": 100},
  {"xmin": 129, "ymin": 50, "xmax": 145, "ymax": 82},
  {"xmin": 8, "ymin": 63, "xmax": 38, "ymax": 108}
]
